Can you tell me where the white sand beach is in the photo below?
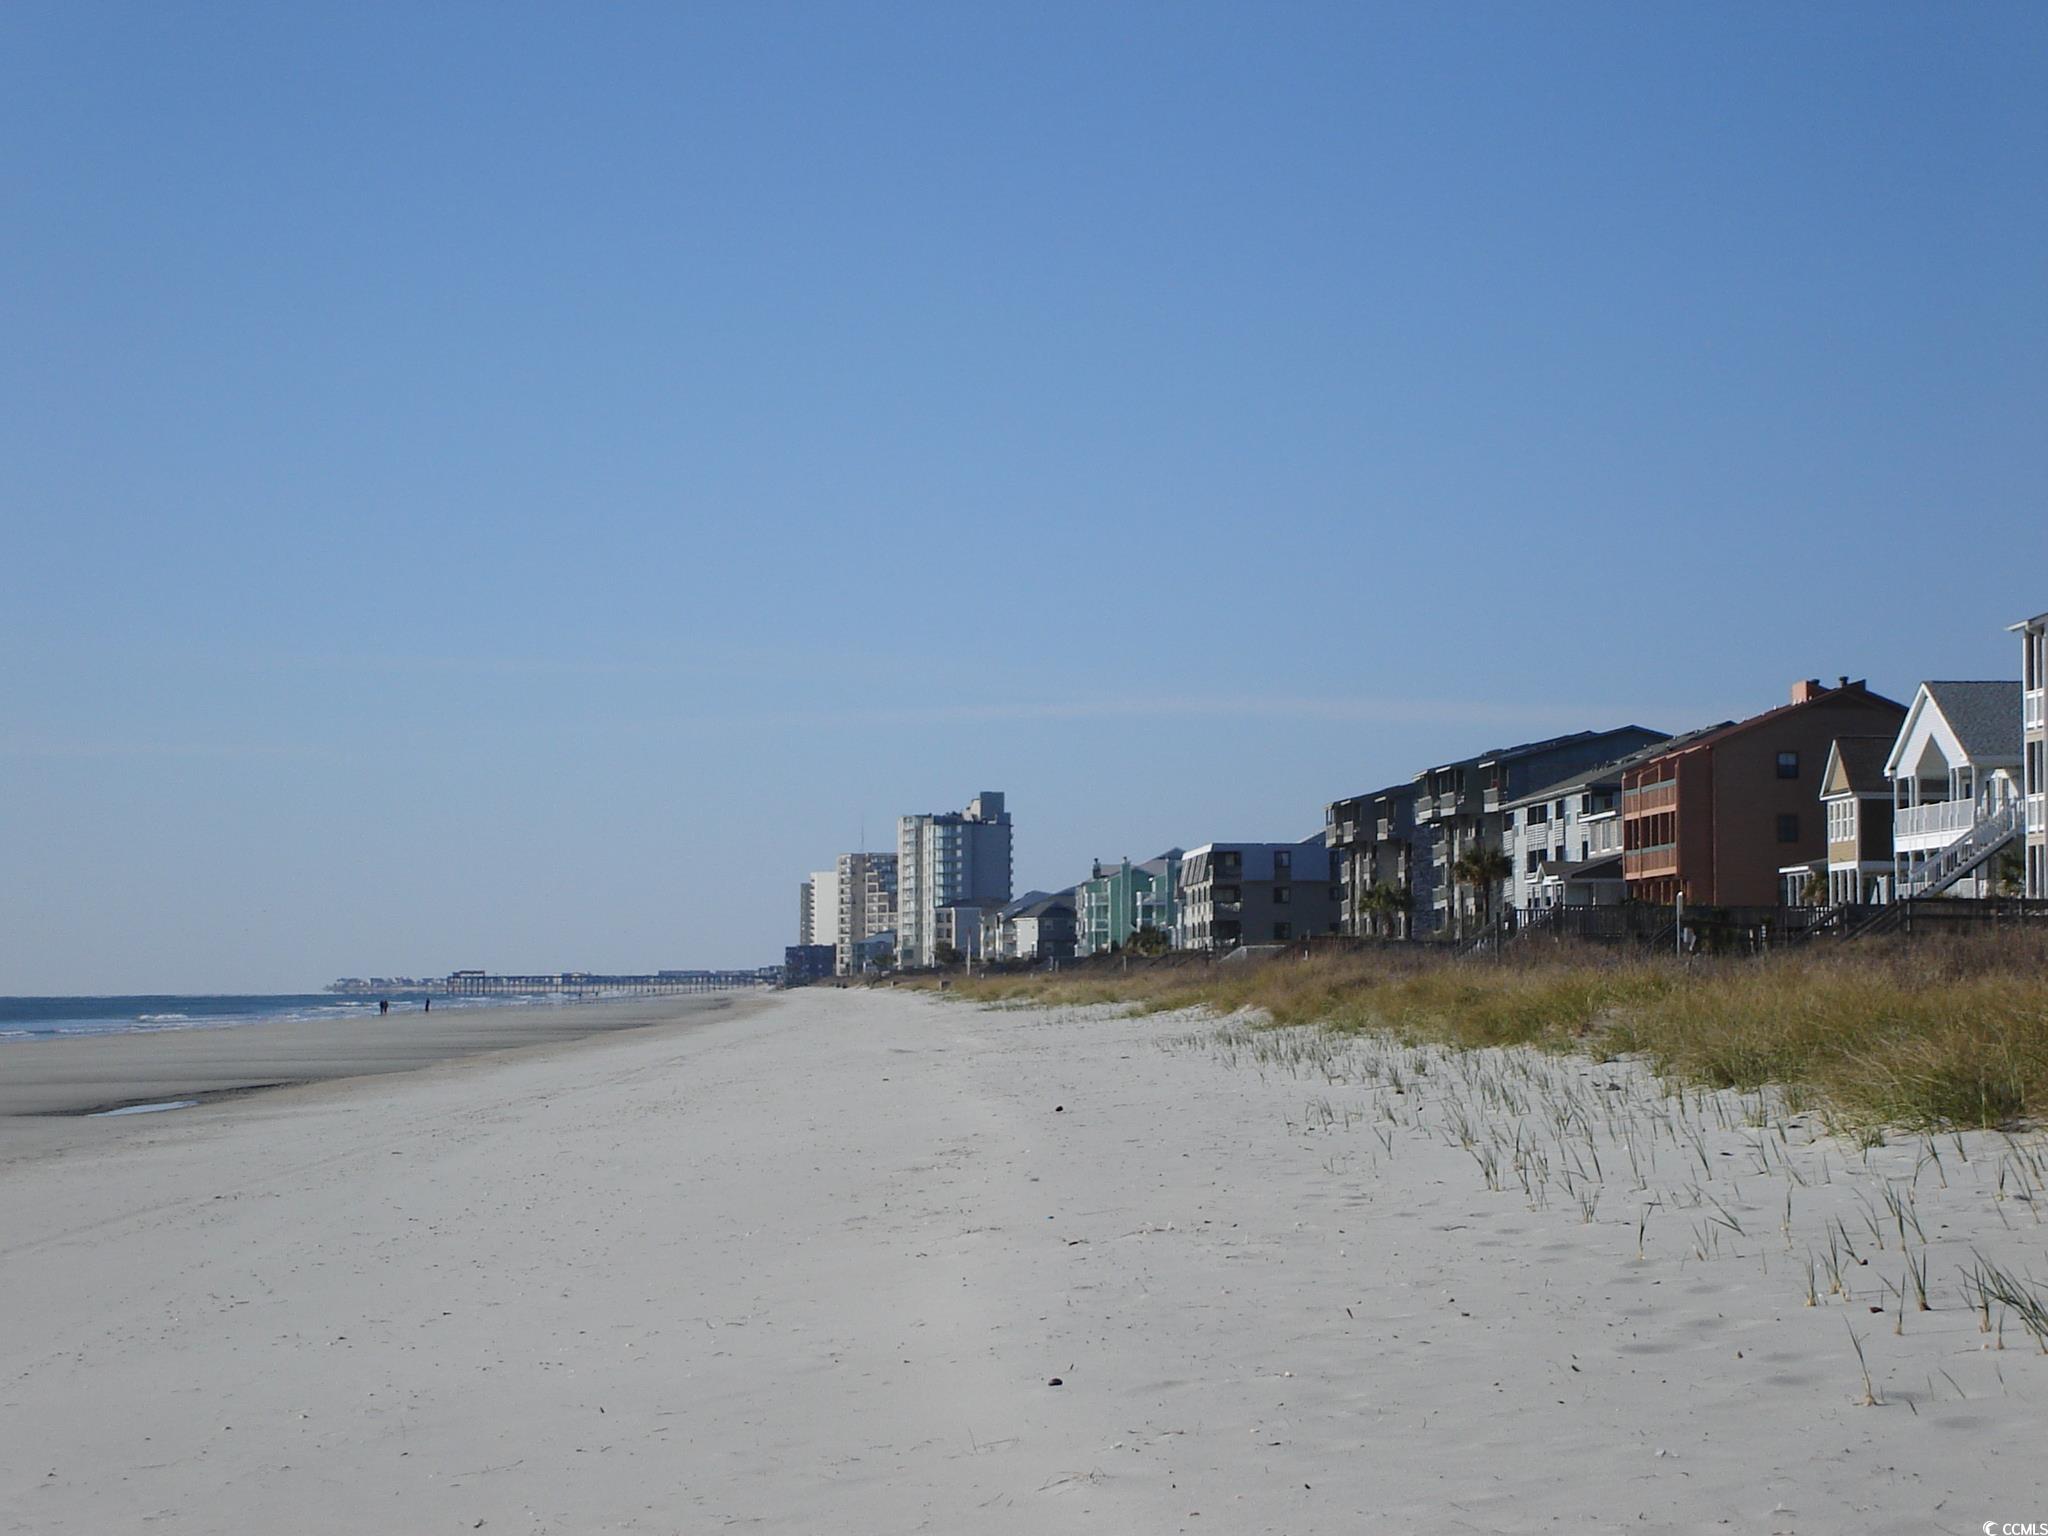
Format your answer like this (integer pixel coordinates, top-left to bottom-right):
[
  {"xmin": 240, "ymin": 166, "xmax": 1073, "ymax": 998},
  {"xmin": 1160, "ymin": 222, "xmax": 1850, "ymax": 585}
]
[{"xmin": 1, "ymin": 986, "xmax": 2041, "ymax": 1534}]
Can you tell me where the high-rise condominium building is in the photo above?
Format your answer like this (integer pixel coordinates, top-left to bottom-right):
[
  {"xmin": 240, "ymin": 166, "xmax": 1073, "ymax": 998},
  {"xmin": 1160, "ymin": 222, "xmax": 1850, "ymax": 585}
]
[
  {"xmin": 799, "ymin": 868, "xmax": 839, "ymax": 948},
  {"xmin": 897, "ymin": 792, "xmax": 1013, "ymax": 967},
  {"xmin": 834, "ymin": 851, "xmax": 899, "ymax": 973}
]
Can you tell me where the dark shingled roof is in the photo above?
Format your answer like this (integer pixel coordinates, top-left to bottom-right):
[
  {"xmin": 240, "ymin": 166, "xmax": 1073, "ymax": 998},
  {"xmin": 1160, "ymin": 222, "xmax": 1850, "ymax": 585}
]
[
  {"xmin": 1826, "ymin": 736, "xmax": 1894, "ymax": 793},
  {"xmin": 1921, "ymin": 680, "xmax": 2021, "ymax": 762},
  {"xmin": 1507, "ymin": 722, "xmax": 1730, "ymax": 809}
]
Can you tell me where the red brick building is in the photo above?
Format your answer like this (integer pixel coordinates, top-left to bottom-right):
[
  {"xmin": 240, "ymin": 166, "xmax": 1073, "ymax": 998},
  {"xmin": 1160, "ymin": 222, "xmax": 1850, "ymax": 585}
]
[{"xmin": 1621, "ymin": 680, "xmax": 1908, "ymax": 907}]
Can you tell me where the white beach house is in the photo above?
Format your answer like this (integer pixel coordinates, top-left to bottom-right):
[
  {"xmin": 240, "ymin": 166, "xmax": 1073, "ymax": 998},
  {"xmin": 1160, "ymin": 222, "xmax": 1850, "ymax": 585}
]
[{"xmin": 1883, "ymin": 680, "xmax": 2023, "ymax": 899}]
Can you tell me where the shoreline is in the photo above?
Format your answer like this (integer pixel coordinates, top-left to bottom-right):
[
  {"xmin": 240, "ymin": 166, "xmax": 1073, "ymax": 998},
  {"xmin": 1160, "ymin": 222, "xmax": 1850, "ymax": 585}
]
[{"xmin": 0, "ymin": 990, "xmax": 764, "ymax": 1159}]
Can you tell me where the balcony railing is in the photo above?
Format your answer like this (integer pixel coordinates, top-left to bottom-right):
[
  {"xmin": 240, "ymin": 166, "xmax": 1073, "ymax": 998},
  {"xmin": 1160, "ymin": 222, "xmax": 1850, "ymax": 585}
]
[
  {"xmin": 2030, "ymin": 793, "xmax": 2046, "ymax": 833},
  {"xmin": 2027, "ymin": 689, "xmax": 2045, "ymax": 731},
  {"xmin": 1623, "ymin": 845, "xmax": 1677, "ymax": 878},
  {"xmin": 1624, "ymin": 782, "xmax": 1678, "ymax": 813},
  {"xmin": 1895, "ymin": 800, "xmax": 1976, "ymax": 841}
]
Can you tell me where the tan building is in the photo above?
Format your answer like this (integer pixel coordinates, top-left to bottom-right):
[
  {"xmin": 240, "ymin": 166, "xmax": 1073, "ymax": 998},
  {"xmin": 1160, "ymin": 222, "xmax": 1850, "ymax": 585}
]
[
  {"xmin": 833, "ymin": 851, "xmax": 897, "ymax": 974},
  {"xmin": 1820, "ymin": 737, "xmax": 1895, "ymax": 905}
]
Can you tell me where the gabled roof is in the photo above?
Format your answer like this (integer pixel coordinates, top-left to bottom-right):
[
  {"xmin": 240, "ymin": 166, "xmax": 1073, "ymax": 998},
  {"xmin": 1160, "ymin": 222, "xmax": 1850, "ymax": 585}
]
[
  {"xmin": 1920, "ymin": 681, "xmax": 2021, "ymax": 762},
  {"xmin": 2008, "ymin": 612, "xmax": 2048, "ymax": 633},
  {"xmin": 1884, "ymin": 681, "xmax": 2022, "ymax": 779},
  {"xmin": 1822, "ymin": 736, "xmax": 1893, "ymax": 796}
]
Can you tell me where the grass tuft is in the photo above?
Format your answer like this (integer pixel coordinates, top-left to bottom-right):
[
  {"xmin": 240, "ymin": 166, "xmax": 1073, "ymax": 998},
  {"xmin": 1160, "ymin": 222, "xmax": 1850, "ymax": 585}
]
[{"xmin": 941, "ymin": 931, "xmax": 2048, "ymax": 1134}]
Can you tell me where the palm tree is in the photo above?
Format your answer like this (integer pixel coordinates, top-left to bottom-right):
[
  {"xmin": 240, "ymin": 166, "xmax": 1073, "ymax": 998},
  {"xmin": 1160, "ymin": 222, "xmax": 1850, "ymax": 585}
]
[
  {"xmin": 1358, "ymin": 881, "xmax": 1413, "ymax": 939},
  {"xmin": 1452, "ymin": 845, "xmax": 1513, "ymax": 935},
  {"xmin": 1126, "ymin": 924, "xmax": 1170, "ymax": 957},
  {"xmin": 1994, "ymin": 846, "xmax": 2026, "ymax": 898}
]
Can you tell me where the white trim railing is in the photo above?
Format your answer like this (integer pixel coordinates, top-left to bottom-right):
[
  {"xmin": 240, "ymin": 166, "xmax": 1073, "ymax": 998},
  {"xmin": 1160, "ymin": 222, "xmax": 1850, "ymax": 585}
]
[{"xmin": 1895, "ymin": 800, "xmax": 1977, "ymax": 840}]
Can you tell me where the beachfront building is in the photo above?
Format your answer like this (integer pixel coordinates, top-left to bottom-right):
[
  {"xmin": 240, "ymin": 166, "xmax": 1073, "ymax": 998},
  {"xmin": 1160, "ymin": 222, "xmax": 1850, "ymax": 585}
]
[
  {"xmin": 1325, "ymin": 782, "xmax": 1419, "ymax": 938},
  {"xmin": 898, "ymin": 792, "xmax": 1013, "ymax": 967},
  {"xmin": 1819, "ymin": 737, "xmax": 1896, "ymax": 906},
  {"xmin": 1884, "ymin": 680, "xmax": 2023, "ymax": 899},
  {"xmin": 1175, "ymin": 839, "xmax": 1337, "ymax": 952},
  {"xmin": 783, "ymin": 944, "xmax": 835, "ymax": 986},
  {"xmin": 1621, "ymin": 679, "xmax": 1908, "ymax": 907},
  {"xmin": 1500, "ymin": 729, "xmax": 1727, "ymax": 913},
  {"xmin": 2014, "ymin": 611, "xmax": 2048, "ymax": 898},
  {"xmin": 833, "ymin": 851, "xmax": 898, "ymax": 975},
  {"xmin": 1411, "ymin": 727, "xmax": 1669, "ymax": 938},
  {"xmin": 983, "ymin": 890, "xmax": 1078, "ymax": 963},
  {"xmin": 1073, "ymin": 852, "xmax": 1183, "ymax": 956},
  {"xmin": 797, "ymin": 870, "xmax": 840, "ymax": 948}
]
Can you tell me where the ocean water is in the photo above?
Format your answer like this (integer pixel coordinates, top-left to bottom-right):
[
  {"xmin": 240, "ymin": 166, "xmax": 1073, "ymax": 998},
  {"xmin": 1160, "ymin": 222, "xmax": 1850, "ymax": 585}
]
[{"xmin": 0, "ymin": 993, "xmax": 513, "ymax": 1042}]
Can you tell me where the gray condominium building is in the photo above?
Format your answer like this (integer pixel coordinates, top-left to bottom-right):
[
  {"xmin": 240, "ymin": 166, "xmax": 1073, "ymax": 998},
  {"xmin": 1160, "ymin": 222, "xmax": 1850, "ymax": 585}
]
[
  {"xmin": 1175, "ymin": 839, "xmax": 1338, "ymax": 952},
  {"xmin": 1410, "ymin": 726, "xmax": 1668, "ymax": 938},
  {"xmin": 897, "ymin": 792, "xmax": 1013, "ymax": 967}
]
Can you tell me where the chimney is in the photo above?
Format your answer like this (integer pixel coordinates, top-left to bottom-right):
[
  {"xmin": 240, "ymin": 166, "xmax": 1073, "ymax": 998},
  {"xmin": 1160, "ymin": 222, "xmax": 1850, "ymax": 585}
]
[{"xmin": 1790, "ymin": 679, "xmax": 1827, "ymax": 705}]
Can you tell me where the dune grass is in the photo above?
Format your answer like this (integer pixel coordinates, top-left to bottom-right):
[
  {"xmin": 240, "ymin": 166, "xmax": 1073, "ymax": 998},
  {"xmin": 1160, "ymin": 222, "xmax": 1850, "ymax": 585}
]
[{"xmin": 943, "ymin": 934, "xmax": 2048, "ymax": 1133}]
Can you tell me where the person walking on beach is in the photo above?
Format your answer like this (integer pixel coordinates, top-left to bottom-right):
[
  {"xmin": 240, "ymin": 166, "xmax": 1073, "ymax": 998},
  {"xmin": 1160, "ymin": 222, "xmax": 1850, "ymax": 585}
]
[
  {"xmin": 379, "ymin": 999, "xmax": 389, "ymax": 1015},
  {"xmin": 423, "ymin": 997, "xmax": 430, "ymax": 1013}
]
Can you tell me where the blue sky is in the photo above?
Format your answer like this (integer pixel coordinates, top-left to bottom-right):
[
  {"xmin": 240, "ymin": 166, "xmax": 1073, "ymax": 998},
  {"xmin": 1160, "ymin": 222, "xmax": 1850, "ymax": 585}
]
[{"xmin": 4, "ymin": 3, "xmax": 2044, "ymax": 991}]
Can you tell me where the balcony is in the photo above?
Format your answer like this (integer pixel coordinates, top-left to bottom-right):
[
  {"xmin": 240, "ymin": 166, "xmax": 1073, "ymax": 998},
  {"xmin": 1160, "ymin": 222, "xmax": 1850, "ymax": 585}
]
[
  {"xmin": 1624, "ymin": 781, "xmax": 1678, "ymax": 814},
  {"xmin": 2030, "ymin": 793, "xmax": 2045, "ymax": 834},
  {"xmin": 1623, "ymin": 844, "xmax": 1677, "ymax": 879},
  {"xmin": 1895, "ymin": 799, "xmax": 1976, "ymax": 842},
  {"xmin": 2028, "ymin": 689, "xmax": 2045, "ymax": 732}
]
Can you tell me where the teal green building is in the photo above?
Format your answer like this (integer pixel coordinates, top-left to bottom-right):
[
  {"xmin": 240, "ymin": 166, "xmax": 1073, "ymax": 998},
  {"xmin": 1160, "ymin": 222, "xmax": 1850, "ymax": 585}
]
[{"xmin": 1074, "ymin": 851, "xmax": 1183, "ymax": 956}]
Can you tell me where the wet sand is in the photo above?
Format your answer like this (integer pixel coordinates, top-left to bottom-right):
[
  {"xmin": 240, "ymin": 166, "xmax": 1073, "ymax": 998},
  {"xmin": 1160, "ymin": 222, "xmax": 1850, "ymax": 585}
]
[{"xmin": 0, "ymin": 991, "xmax": 762, "ymax": 1157}]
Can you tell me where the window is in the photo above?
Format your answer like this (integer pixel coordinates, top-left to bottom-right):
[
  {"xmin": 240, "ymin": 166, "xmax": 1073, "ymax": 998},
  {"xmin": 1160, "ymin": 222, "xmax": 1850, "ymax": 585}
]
[
  {"xmin": 1527, "ymin": 804, "xmax": 1549, "ymax": 825},
  {"xmin": 1272, "ymin": 850, "xmax": 1291, "ymax": 875},
  {"xmin": 1272, "ymin": 922, "xmax": 1292, "ymax": 941},
  {"xmin": 1777, "ymin": 813, "xmax": 1801, "ymax": 843},
  {"xmin": 1827, "ymin": 800, "xmax": 1856, "ymax": 842},
  {"xmin": 1273, "ymin": 886, "xmax": 1292, "ymax": 904},
  {"xmin": 1776, "ymin": 751, "xmax": 1800, "ymax": 779}
]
